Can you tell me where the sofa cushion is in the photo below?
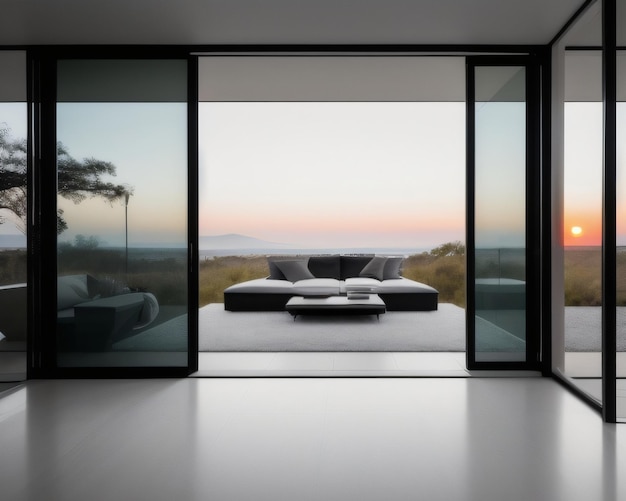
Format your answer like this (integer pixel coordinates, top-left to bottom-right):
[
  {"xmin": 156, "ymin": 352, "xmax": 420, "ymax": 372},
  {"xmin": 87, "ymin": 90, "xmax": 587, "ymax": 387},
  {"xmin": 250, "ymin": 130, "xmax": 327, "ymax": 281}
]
[
  {"xmin": 383, "ymin": 257, "xmax": 404, "ymax": 279},
  {"xmin": 134, "ymin": 293, "xmax": 160, "ymax": 330},
  {"xmin": 308, "ymin": 255, "xmax": 341, "ymax": 279},
  {"xmin": 57, "ymin": 275, "xmax": 93, "ymax": 310},
  {"xmin": 293, "ymin": 278, "xmax": 342, "ymax": 297},
  {"xmin": 225, "ymin": 278, "xmax": 296, "ymax": 294},
  {"xmin": 359, "ymin": 256, "xmax": 388, "ymax": 280},
  {"xmin": 268, "ymin": 257, "xmax": 308, "ymax": 280},
  {"xmin": 340, "ymin": 256, "xmax": 373, "ymax": 279},
  {"xmin": 344, "ymin": 277, "xmax": 381, "ymax": 293},
  {"xmin": 268, "ymin": 258, "xmax": 288, "ymax": 280},
  {"xmin": 275, "ymin": 260, "xmax": 316, "ymax": 282},
  {"xmin": 376, "ymin": 277, "xmax": 438, "ymax": 293}
]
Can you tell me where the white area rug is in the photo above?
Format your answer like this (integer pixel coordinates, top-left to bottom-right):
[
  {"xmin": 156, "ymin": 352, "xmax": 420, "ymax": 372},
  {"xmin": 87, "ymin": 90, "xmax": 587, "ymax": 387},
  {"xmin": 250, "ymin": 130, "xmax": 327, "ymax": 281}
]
[
  {"xmin": 199, "ymin": 303, "xmax": 525, "ymax": 352},
  {"xmin": 564, "ymin": 307, "xmax": 626, "ymax": 351},
  {"xmin": 114, "ymin": 305, "xmax": 623, "ymax": 353}
]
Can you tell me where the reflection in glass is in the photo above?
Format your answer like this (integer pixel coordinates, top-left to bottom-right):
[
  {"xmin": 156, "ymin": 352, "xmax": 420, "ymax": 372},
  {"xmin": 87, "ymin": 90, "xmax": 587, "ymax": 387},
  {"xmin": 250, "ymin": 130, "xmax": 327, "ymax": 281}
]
[
  {"xmin": 551, "ymin": 0, "xmax": 604, "ymax": 405},
  {"xmin": 474, "ymin": 66, "xmax": 527, "ymax": 362},
  {"xmin": 618, "ymin": 50, "xmax": 626, "ymax": 421},
  {"xmin": 0, "ymin": 102, "xmax": 28, "ymax": 380},
  {"xmin": 55, "ymin": 60, "xmax": 188, "ymax": 368}
]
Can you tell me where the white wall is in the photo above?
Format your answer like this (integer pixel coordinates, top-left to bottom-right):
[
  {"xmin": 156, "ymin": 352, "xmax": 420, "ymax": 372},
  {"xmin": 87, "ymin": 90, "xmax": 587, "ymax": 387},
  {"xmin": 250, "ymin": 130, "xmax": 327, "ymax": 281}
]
[
  {"xmin": 0, "ymin": 51, "xmax": 26, "ymax": 101},
  {"xmin": 199, "ymin": 56, "xmax": 465, "ymax": 102}
]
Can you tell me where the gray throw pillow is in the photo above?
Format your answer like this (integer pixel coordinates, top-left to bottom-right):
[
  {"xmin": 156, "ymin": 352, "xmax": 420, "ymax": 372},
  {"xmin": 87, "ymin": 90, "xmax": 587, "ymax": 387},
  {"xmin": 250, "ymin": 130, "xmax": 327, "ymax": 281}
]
[
  {"xmin": 340, "ymin": 255, "xmax": 374, "ymax": 279},
  {"xmin": 383, "ymin": 257, "xmax": 403, "ymax": 279},
  {"xmin": 308, "ymin": 255, "xmax": 341, "ymax": 279},
  {"xmin": 275, "ymin": 260, "xmax": 315, "ymax": 282},
  {"xmin": 268, "ymin": 257, "xmax": 307, "ymax": 280},
  {"xmin": 359, "ymin": 256, "xmax": 388, "ymax": 281},
  {"xmin": 57, "ymin": 275, "xmax": 91, "ymax": 310},
  {"xmin": 268, "ymin": 259, "xmax": 288, "ymax": 280}
]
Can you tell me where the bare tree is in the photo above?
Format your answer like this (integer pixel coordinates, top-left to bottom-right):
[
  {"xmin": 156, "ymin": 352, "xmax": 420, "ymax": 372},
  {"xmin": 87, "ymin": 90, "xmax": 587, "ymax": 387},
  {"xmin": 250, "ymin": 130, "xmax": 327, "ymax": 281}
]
[{"xmin": 1, "ymin": 126, "xmax": 132, "ymax": 234}]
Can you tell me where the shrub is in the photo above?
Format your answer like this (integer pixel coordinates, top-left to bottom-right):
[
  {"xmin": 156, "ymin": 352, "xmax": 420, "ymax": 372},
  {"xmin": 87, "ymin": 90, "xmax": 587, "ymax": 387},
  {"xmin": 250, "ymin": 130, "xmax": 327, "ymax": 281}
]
[
  {"xmin": 0, "ymin": 249, "xmax": 27, "ymax": 285},
  {"xmin": 403, "ymin": 252, "xmax": 465, "ymax": 307},
  {"xmin": 199, "ymin": 256, "xmax": 268, "ymax": 306}
]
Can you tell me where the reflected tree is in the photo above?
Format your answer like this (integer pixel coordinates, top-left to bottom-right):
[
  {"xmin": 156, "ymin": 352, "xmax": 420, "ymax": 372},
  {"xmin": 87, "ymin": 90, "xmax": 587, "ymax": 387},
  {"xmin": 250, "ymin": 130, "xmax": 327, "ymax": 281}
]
[
  {"xmin": 0, "ymin": 126, "xmax": 132, "ymax": 234},
  {"xmin": 0, "ymin": 125, "xmax": 27, "ymax": 232}
]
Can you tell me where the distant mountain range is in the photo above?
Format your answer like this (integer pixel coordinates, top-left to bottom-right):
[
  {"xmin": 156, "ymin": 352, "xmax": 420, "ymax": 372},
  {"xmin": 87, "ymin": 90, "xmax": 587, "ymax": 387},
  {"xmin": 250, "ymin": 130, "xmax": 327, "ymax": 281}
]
[{"xmin": 199, "ymin": 234, "xmax": 291, "ymax": 250}]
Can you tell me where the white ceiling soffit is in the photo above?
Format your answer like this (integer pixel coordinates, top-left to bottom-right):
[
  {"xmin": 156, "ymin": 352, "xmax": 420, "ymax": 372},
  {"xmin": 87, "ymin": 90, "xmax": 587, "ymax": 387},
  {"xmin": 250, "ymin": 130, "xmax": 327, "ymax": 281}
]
[
  {"xmin": 199, "ymin": 56, "xmax": 465, "ymax": 102},
  {"xmin": 558, "ymin": 0, "xmax": 601, "ymax": 47},
  {"xmin": 0, "ymin": 51, "xmax": 26, "ymax": 101},
  {"xmin": 0, "ymin": 0, "xmax": 585, "ymax": 45}
]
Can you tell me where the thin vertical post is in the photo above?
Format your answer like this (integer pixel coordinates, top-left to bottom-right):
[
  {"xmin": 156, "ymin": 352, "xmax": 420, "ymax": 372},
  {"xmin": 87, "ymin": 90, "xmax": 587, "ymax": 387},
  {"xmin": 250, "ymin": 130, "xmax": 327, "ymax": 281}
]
[
  {"xmin": 603, "ymin": 0, "xmax": 617, "ymax": 423},
  {"xmin": 125, "ymin": 192, "xmax": 129, "ymax": 279}
]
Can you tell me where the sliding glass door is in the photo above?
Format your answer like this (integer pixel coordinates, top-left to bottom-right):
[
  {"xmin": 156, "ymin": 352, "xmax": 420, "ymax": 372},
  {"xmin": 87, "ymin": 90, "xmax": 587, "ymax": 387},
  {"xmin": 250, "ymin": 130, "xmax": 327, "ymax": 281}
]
[
  {"xmin": 0, "ymin": 51, "xmax": 27, "ymax": 382},
  {"xmin": 615, "ymin": 0, "xmax": 626, "ymax": 422},
  {"xmin": 31, "ymin": 54, "xmax": 197, "ymax": 375},
  {"xmin": 467, "ymin": 57, "xmax": 541, "ymax": 369}
]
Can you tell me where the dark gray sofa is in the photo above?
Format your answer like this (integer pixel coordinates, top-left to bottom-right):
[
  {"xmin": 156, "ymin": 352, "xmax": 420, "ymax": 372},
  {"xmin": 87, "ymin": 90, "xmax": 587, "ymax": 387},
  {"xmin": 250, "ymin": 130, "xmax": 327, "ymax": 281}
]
[
  {"xmin": 224, "ymin": 255, "xmax": 438, "ymax": 312},
  {"xmin": 57, "ymin": 274, "xmax": 159, "ymax": 350}
]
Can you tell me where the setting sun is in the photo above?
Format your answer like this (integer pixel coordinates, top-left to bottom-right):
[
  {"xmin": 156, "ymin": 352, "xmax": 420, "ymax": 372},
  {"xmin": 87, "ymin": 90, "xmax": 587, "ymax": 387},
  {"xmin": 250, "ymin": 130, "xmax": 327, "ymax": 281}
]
[{"xmin": 571, "ymin": 226, "xmax": 583, "ymax": 237}]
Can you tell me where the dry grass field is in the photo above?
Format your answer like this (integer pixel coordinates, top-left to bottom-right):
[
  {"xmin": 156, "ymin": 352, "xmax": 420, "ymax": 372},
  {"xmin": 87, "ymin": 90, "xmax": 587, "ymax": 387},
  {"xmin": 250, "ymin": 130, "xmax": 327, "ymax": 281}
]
[
  {"xmin": 199, "ymin": 251, "xmax": 466, "ymax": 307},
  {"xmin": 565, "ymin": 246, "xmax": 626, "ymax": 306},
  {"xmin": 564, "ymin": 247, "xmax": 602, "ymax": 306},
  {"xmin": 1, "ymin": 245, "xmax": 620, "ymax": 308}
]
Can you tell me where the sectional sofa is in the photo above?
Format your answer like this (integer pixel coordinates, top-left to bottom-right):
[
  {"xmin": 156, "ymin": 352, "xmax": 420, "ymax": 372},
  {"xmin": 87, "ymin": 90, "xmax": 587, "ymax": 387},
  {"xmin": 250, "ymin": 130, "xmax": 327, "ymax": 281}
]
[
  {"xmin": 223, "ymin": 255, "xmax": 438, "ymax": 312},
  {"xmin": 57, "ymin": 274, "xmax": 160, "ymax": 350}
]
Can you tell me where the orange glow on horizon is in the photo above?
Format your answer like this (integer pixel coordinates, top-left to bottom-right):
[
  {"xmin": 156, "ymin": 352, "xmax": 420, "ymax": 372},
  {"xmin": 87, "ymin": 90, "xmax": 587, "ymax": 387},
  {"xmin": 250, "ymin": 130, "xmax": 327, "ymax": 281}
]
[
  {"xmin": 564, "ymin": 213, "xmax": 601, "ymax": 246},
  {"xmin": 199, "ymin": 206, "xmax": 461, "ymax": 237},
  {"xmin": 571, "ymin": 226, "xmax": 583, "ymax": 237}
]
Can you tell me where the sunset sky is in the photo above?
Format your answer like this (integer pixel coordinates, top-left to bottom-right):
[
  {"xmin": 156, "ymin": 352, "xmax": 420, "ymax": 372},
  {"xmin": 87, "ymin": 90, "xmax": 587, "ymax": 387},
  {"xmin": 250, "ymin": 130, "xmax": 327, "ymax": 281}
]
[
  {"xmin": 56, "ymin": 103, "xmax": 188, "ymax": 248},
  {"xmin": 198, "ymin": 102, "xmax": 466, "ymax": 250},
  {"xmin": 563, "ymin": 102, "xmax": 603, "ymax": 247},
  {"xmin": 1, "ymin": 101, "xmax": 625, "ymax": 248}
]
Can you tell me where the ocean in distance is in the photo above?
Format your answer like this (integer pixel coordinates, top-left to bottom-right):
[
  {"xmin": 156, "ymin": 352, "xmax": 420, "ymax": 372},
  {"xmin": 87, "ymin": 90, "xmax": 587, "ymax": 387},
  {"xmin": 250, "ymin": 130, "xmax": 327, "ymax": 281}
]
[
  {"xmin": 0, "ymin": 243, "xmax": 430, "ymax": 259},
  {"xmin": 199, "ymin": 247, "xmax": 431, "ymax": 259}
]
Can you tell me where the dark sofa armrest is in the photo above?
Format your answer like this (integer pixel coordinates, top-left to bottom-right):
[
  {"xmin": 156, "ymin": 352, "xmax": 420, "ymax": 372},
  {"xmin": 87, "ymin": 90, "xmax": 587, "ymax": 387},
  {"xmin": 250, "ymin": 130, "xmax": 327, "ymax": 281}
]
[{"xmin": 73, "ymin": 293, "xmax": 146, "ymax": 350}]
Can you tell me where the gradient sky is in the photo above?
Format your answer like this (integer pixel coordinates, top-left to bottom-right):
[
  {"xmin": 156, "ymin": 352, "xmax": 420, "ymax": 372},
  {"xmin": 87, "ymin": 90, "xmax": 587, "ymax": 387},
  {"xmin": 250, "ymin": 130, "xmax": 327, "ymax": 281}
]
[
  {"xmin": 1, "ymin": 100, "xmax": 623, "ymax": 248},
  {"xmin": 475, "ymin": 101, "xmax": 526, "ymax": 248},
  {"xmin": 564, "ymin": 103, "xmax": 603, "ymax": 246},
  {"xmin": 55, "ymin": 103, "xmax": 188, "ymax": 247},
  {"xmin": 199, "ymin": 102, "xmax": 466, "ymax": 249}
]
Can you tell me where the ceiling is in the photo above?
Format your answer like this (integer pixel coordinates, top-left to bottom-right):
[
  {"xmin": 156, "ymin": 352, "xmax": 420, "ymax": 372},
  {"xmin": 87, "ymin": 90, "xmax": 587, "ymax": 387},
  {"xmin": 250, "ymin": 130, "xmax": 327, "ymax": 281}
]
[{"xmin": 0, "ymin": 0, "xmax": 588, "ymax": 46}]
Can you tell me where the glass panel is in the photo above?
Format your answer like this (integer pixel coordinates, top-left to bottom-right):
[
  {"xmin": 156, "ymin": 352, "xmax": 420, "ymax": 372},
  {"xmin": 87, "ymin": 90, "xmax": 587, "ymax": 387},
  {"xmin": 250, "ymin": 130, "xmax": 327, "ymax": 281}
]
[
  {"xmin": 554, "ymin": 0, "xmax": 604, "ymax": 411},
  {"xmin": 474, "ymin": 66, "xmax": 526, "ymax": 362},
  {"xmin": 0, "ymin": 50, "xmax": 27, "ymax": 382},
  {"xmin": 563, "ymin": 99, "xmax": 602, "ymax": 395},
  {"xmin": 617, "ymin": 0, "xmax": 626, "ymax": 418},
  {"xmin": 55, "ymin": 60, "xmax": 188, "ymax": 368}
]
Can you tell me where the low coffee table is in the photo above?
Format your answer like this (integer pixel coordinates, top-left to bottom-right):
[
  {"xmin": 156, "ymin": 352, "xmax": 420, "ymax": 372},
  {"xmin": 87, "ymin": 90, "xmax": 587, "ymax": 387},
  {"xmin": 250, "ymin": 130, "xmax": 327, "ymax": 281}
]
[{"xmin": 285, "ymin": 295, "xmax": 386, "ymax": 320}]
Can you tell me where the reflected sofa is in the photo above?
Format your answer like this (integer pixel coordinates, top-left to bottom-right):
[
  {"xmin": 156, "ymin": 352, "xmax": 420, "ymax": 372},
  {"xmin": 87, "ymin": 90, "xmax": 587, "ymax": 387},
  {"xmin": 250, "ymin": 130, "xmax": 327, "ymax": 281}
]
[
  {"xmin": 0, "ymin": 283, "xmax": 27, "ymax": 345},
  {"xmin": 224, "ymin": 255, "xmax": 438, "ymax": 312},
  {"xmin": 57, "ymin": 274, "xmax": 159, "ymax": 350}
]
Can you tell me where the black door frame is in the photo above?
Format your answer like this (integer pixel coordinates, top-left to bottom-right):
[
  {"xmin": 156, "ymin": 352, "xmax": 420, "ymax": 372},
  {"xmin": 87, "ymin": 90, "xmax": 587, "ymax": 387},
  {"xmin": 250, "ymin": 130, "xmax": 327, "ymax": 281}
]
[
  {"xmin": 466, "ymin": 55, "xmax": 543, "ymax": 371},
  {"xmin": 21, "ymin": 44, "xmax": 549, "ymax": 379},
  {"xmin": 28, "ymin": 47, "xmax": 198, "ymax": 378}
]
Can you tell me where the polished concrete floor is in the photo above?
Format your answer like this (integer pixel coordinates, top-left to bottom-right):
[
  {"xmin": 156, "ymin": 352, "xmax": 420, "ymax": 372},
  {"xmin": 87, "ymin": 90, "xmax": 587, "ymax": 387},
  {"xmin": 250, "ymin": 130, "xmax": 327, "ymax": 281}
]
[
  {"xmin": 196, "ymin": 351, "xmax": 537, "ymax": 377},
  {"xmin": 1, "ymin": 377, "xmax": 625, "ymax": 501}
]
